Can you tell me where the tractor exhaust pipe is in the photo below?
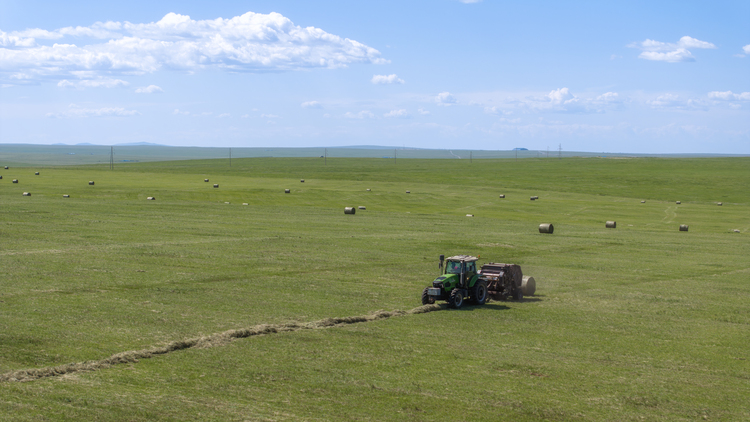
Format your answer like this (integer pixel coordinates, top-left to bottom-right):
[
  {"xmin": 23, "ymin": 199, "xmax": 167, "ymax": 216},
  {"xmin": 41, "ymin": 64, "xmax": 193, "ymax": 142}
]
[{"xmin": 439, "ymin": 254, "xmax": 445, "ymax": 275}]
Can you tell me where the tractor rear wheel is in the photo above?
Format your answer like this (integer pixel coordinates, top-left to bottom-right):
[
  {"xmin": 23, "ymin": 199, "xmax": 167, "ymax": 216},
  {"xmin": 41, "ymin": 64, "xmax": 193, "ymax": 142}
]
[
  {"xmin": 421, "ymin": 287, "xmax": 435, "ymax": 305},
  {"xmin": 471, "ymin": 281, "xmax": 488, "ymax": 305},
  {"xmin": 449, "ymin": 289, "xmax": 464, "ymax": 309}
]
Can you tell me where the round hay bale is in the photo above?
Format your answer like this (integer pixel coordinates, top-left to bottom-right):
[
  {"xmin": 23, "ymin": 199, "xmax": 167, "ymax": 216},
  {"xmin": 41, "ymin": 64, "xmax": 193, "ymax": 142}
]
[
  {"xmin": 466, "ymin": 214, "xmax": 474, "ymax": 217},
  {"xmin": 641, "ymin": 200, "xmax": 646, "ymax": 203},
  {"xmin": 12, "ymin": 179, "xmax": 18, "ymax": 183},
  {"xmin": 521, "ymin": 276, "xmax": 536, "ymax": 296},
  {"xmin": 605, "ymin": 221, "xmax": 616, "ymax": 228},
  {"xmin": 344, "ymin": 207, "xmax": 356, "ymax": 215},
  {"xmin": 676, "ymin": 201, "xmax": 681, "ymax": 204},
  {"xmin": 35, "ymin": 172, "xmax": 39, "ymax": 175},
  {"xmin": 63, "ymin": 194, "xmax": 70, "ymax": 198},
  {"xmin": 733, "ymin": 229, "xmax": 740, "ymax": 233},
  {"xmin": 3, "ymin": 166, "xmax": 7, "ymax": 169},
  {"xmin": 530, "ymin": 197, "xmax": 536, "ymax": 201},
  {"xmin": 285, "ymin": 189, "xmax": 290, "ymax": 193},
  {"xmin": 406, "ymin": 190, "xmax": 411, "ymax": 194},
  {"xmin": 300, "ymin": 179, "xmax": 305, "ymax": 183},
  {"xmin": 213, "ymin": 184, "xmax": 219, "ymax": 188},
  {"xmin": 204, "ymin": 179, "xmax": 209, "ymax": 182},
  {"xmin": 499, "ymin": 194, "xmax": 505, "ymax": 198},
  {"xmin": 23, "ymin": 192, "xmax": 31, "ymax": 196},
  {"xmin": 147, "ymin": 197, "xmax": 155, "ymax": 200},
  {"xmin": 358, "ymin": 206, "xmax": 366, "ymax": 210},
  {"xmin": 366, "ymin": 189, "xmax": 371, "ymax": 191},
  {"xmin": 718, "ymin": 202, "xmax": 722, "ymax": 206},
  {"xmin": 0, "ymin": 175, "xmax": 3, "ymax": 179},
  {"xmin": 88, "ymin": 181, "xmax": 94, "ymax": 185},
  {"xmin": 242, "ymin": 203, "xmax": 248, "ymax": 206},
  {"xmin": 224, "ymin": 202, "xmax": 229, "ymax": 204},
  {"xmin": 538, "ymin": 223, "xmax": 554, "ymax": 234},
  {"xmin": 679, "ymin": 224, "xmax": 689, "ymax": 232}
]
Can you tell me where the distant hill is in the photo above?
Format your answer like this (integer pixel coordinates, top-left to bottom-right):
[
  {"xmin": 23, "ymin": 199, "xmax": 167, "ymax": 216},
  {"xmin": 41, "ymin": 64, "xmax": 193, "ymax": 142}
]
[{"xmin": 114, "ymin": 142, "xmax": 168, "ymax": 146}]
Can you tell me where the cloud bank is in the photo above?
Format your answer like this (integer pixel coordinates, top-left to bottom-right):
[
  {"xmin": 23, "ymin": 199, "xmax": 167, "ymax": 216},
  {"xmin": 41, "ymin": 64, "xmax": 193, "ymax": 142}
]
[
  {"xmin": 0, "ymin": 12, "xmax": 387, "ymax": 85},
  {"xmin": 629, "ymin": 36, "xmax": 716, "ymax": 62}
]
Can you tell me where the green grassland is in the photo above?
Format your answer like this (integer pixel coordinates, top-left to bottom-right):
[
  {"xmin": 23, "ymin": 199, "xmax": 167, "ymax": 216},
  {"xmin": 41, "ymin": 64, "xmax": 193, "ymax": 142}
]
[{"xmin": 1, "ymin": 157, "xmax": 748, "ymax": 421}]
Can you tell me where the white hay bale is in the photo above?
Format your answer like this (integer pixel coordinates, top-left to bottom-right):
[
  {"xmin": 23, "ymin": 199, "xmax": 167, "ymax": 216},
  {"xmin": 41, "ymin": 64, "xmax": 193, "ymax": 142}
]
[
  {"xmin": 12, "ymin": 179, "xmax": 18, "ymax": 183},
  {"xmin": 406, "ymin": 190, "xmax": 410, "ymax": 193},
  {"xmin": 0, "ymin": 175, "xmax": 2, "ymax": 179},
  {"xmin": 213, "ymin": 184, "xmax": 219, "ymax": 188},
  {"xmin": 641, "ymin": 200, "xmax": 646, "ymax": 203},
  {"xmin": 63, "ymin": 194, "xmax": 70, "ymax": 198},
  {"xmin": 733, "ymin": 229, "xmax": 740, "ymax": 233},
  {"xmin": 35, "ymin": 172, "xmax": 39, "ymax": 175},
  {"xmin": 300, "ymin": 179, "xmax": 305, "ymax": 183},
  {"xmin": 204, "ymin": 179, "xmax": 209, "ymax": 182},
  {"xmin": 3, "ymin": 166, "xmax": 7, "ymax": 169},
  {"xmin": 285, "ymin": 189, "xmax": 290, "ymax": 193},
  {"xmin": 521, "ymin": 276, "xmax": 536, "ymax": 296},
  {"xmin": 538, "ymin": 223, "xmax": 554, "ymax": 234},
  {"xmin": 366, "ymin": 189, "xmax": 371, "ymax": 191},
  {"xmin": 88, "ymin": 181, "xmax": 94, "ymax": 185},
  {"xmin": 242, "ymin": 203, "xmax": 248, "ymax": 206},
  {"xmin": 499, "ymin": 194, "xmax": 505, "ymax": 198},
  {"xmin": 22, "ymin": 192, "xmax": 30, "ymax": 196},
  {"xmin": 679, "ymin": 224, "xmax": 689, "ymax": 232},
  {"xmin": 718, "ymin": 202, "xmax": 722, "ymax": 206},
  {"xmin": 358, "ymin": 206, "xmax": 366, "ymax": 210},
  {"xmin": 224, "ymin": 202, "xmax": 229, "ymax": 204},
  {"xmin": 676, "ymin": 201, "xmax": 681, "ymax": 204},
  {"xmin": 344, "ymin": 207, "xmax": 356, "ymax": 215},
  {"xmin": 605, "ymin": 221, "xmax": 616, "ymax": 229},
  {"xmin": 147, "ymin": 197, "xmax": 155, "ymax": 200},
  {"xmin": 466, "ymin": 214, "xmax": 474, "ymax": 217}
]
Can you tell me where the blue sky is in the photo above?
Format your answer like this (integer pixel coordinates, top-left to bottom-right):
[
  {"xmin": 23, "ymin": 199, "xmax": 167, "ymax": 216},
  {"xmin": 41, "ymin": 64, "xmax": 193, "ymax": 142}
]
[{"xmin": 1, "ymin": 0, "xmax": 748, "ymax": 153}]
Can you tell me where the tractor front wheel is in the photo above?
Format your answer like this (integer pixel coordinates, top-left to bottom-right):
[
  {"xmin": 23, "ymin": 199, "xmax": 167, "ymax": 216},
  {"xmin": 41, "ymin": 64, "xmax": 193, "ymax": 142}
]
[
  {"xmin": 449, "ymin": 289, "xmax": 464, "ymax": 309},
  {"xmin": 471, "ymin": 281, "xmax": 488, "ymax": 305},
  {"xmin": 421, "ymin": 287, "xmax": 435, "ymax": 305}
]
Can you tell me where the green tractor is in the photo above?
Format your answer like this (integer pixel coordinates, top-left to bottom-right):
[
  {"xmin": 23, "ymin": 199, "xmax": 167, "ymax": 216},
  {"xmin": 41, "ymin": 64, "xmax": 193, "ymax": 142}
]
[{"xmin": 422, "ymin": 254, "xmax": 527, "ymax": 308}]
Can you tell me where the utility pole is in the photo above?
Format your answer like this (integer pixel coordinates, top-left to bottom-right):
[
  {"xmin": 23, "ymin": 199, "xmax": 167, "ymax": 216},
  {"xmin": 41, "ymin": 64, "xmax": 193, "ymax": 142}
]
[
  {"xmin": 515, "ymin": 149, "xmax": 518, "ymax": 161},
  {"xmin": 110, "ymin": 146, "xmax": 113, "ymax": 170},
  {"xmin": 558, "ymin": 144, "xmax": 562, "ymax": 159},
  {"xmin": 394, "ymin": 149, "xmax": 397, "ymax": 165},
  {"xmin": 229, "ymin": 148, "xmax": 232, "ymax": 167},
  {"xmin": 325, "ymin": 148, "xmax": 327, "ymax": 165},
  {"xmin": 470, "ymin": 151, "xmax": 472, "ymax": 163}
]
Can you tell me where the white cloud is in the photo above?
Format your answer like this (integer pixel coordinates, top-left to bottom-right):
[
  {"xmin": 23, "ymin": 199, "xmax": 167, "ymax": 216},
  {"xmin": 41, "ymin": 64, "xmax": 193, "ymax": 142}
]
[
  {"xmin": 459, "ymin": 0, "xmax": 483, "ymax": 3},
  {"xmin": 301, "ymin": 101, "xmax": 323, "ymax": 109},
  {"xmin": 708, "ymin": 91, "xmax": 750, "ymax": 101},
  {"xmin": 371, "ymin": 74, "xmax": 404, "ymax": 84},
  {"xmin": 57, "ymin": 78, "xmax": 129, "ymax": 89},
  {"xmin": 417, "ymin": 108, "xmax": 430, "ymax": 115},
  {"xmin": 647, "ymin": 93, "xmax": 707, "ymax": 110},
  {"xmin": 630, "ymin": 36, "xmax": 716, "ymax": 62},
  {"xmin": 46, "ymin": 103, "xmax": 139, "ymax": 118},
  {"xmin": 173, "ymin": 109, "xmax": 190, "ymax": 115},
  {"xmin": 217, "ymin": 113, "xmax": 231, "ymax": 118},
  {"xmin": 384, "ymin": 109, "xmax": 410, "ymax": 118},
  {"xmin": 0, "ymin": 11, "xmax": 387, "ymax": 85},
  {"xmin": 344, "ymin": 110, "xmax": 375, "ymax": 119},
  {"xmin": 435, "ymin": 92, "xmax": 457, "ymax": 106},
  {"xmin": 261, "ymin": 113, "xmax": 279, "ymax": 118},
  {"xmin": 135, "ymin": 84, "xmax": 163, "ymax": 93},
  {"xmin": 744, "ymin": 45, "xmax": 750, "ymax": 54}
]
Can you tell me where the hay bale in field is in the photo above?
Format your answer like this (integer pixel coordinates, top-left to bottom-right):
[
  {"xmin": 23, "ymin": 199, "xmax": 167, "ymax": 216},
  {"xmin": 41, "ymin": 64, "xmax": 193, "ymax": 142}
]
[
  {"xmin": 213, "ymin": 184, "xmax": 219, "ymax": 188},
  {"xmin": 242, "ymin": 203, "xmax": 248, "ymax": 206},
  {"xmin": 12, "ymin": 179, "xmax": 18, "ymax": 183},
  {"xmin": 641, "ymin": 200, "xmax": 646, "ymax": 203},
  {"xmin": 344, "ymin": 207, "xmax": 356, "ymax": 215},
  {"xmin": 35, "ymin": 172, "xmax": 39, "ymax": 175},
  {"xmin": 406, "ymin": 190, "xmax": 411, "ymax": 194},
  {"xmin": 606, "ymin": 221, "xmax": 616, "ymax": 228},
  {"xmin": 466, "ymin": 214, "xmax": 474, "ymax": 217},
  {"xmin": 285, "ymin": 189, "xmax": 290, "ymax": 193},
  {"xmin": 718, "ymin": 202, "xmax": 723, "ymax": 206},
  {"xmin": 300, "ymin": 179, "xmax": 305, "ymax": 183},
  {"xmin": 63, "ymin": 194, "xmax": 70, "ymax": 198},
  {"xmin": 521, "ymin": 276, "xmax": 536, "ymax": 296},
  {"xmin": 204, "ymin": 179, "xmax": 209, "ymax": 182},
  {"xmin": 224, "ymin": 202, "xmax": 229, "ymax": 204},
  {"xmin": 22, "ymin": 192, "xmax": 30, "ymax": 196},
  {"xmin": 676, "ymin": 201, "xmax": 681, "ymax": 204},
  {"xmin": 88, "ymin": 181, "xmax": 94, "ymax": 185},
  {"xmin": 538, "ymin": 223, "xmax": 554, "ymax": 234},
  {"xmin": 3, "ymin": 166, "xmax": 7, "ymax": 169},
  {"xmin": 679, "ymin": 224, "xmax": 689, "ymax": 232},
  {"xmin": 0, "ymin": 175, "xmax": 3, "ymax": 179},
  {"xmin": 733, "ymin": 229, "xmax": 740, "ymax": 233},
  {"xmin": 147, "ymin": 197, "xmax": 155, "ymax": 200},
  {"xmin": 499, "ymin": 194, "xmax": 505, "ymax": 198},
  {"xmin": 366, "ymin": 189, "xmax": 371, "ymax": 191},
  {"xmin": 358, "ymin": 206, "xmax": 366, "ymax": 210}
]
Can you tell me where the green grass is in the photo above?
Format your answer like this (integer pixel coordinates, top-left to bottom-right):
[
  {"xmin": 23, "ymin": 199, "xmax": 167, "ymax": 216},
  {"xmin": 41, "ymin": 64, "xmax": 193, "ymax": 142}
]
[{"xmin": 1, "ymin": 157, "xmax": 749, "ymax": 421}]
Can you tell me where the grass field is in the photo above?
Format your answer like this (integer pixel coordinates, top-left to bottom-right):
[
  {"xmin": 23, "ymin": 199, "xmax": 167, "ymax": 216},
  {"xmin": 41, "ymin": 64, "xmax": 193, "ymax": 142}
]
[{"xmin": 1, "ymin": 156, "xmax": 748, "ymax": 421}]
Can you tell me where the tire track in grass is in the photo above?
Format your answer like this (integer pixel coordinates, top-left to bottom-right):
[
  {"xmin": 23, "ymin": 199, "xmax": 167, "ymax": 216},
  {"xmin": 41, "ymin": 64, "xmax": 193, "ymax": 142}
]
[{"xmin": 0, "ymin": 304, "xmax": 444, "ymax": 383}]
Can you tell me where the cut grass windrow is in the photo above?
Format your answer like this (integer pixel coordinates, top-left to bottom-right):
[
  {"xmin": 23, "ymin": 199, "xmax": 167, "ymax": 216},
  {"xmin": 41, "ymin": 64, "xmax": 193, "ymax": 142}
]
[{"xmin": 0, "ymin": 304, "xmax": 443, "ymax": 383}]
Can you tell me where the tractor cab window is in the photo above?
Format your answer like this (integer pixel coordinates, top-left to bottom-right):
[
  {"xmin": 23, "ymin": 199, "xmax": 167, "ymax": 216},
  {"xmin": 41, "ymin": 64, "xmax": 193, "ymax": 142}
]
[
  {"xmin": 446, "ymin": 261, "xmax": 462, "ymax": 274},
  {"xmin": 466, "ymin": 261, "xmax": 476, "ymax": 274}
]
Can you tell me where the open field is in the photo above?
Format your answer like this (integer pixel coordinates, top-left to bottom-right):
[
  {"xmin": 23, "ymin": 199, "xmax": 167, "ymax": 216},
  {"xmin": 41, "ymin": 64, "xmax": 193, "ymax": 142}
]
[{"xmin": 1, "ymin": 157, "xmax": 749, "ymax": 421}]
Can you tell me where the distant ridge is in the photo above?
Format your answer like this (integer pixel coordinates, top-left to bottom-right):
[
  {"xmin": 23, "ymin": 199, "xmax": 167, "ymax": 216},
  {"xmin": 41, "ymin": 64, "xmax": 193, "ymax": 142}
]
[{"xmin": 114, "ymin": 142, "xmax": 168, "ymax": 147}]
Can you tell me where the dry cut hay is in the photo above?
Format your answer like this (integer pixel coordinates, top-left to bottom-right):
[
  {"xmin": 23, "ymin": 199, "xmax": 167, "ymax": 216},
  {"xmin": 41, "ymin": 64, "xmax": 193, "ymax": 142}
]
[
  {"xmin": 0, "ymin": 304, "xmax": 444, "ymax": 383},
  {"xmin": 22, "ymin": 192, "xmax": 30, "ymax": 196},
  {"xmin": 679, "ymin": 224, "xmax": 689, "ymax": 232},
  {"xmin": 521, "ymin": 276, "xmax": 536, "ymax": 296},
  {"xmin": 605, "ymin": 221, "xmax": 616, "ymax": 228},
  {"xmin": 538, "ymin": 223, "xmax": 554, "ymax": 234},
  {"xmin": 344, "ymin": 207, "xmax": 356, "ymax": 215}
]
